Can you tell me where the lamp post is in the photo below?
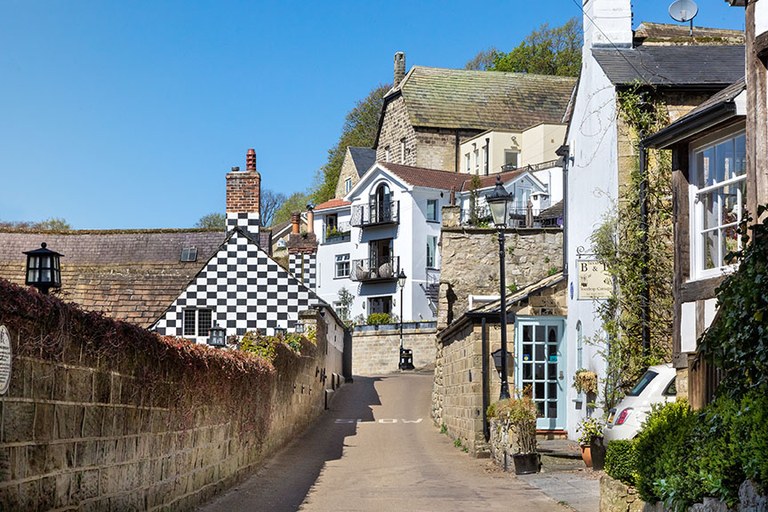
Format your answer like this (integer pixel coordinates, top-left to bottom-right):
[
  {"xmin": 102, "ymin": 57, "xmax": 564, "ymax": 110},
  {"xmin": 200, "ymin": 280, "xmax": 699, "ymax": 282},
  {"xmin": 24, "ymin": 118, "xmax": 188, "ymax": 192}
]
[
  {"xmin": 397, "ymin": 269, "xmax": 407, "ymax": 369},
  {"xmin": 486, "ymin": 176, "xmax": 512, "ymax": 400},
  {"xmin": 23, "ymin": 243, "xmax": 63, "ymax": 295}
]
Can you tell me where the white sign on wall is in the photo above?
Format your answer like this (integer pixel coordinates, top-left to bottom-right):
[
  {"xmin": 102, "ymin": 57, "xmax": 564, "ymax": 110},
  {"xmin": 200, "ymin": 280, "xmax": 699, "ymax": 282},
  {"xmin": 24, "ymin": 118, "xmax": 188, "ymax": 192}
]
[
  {"xmin": 577, "ymin": 260, "xmax": 612, "ymax": 300},
  {"xmin": 0, "ymin": 325, "xmax": 12, "ymax": 395}
]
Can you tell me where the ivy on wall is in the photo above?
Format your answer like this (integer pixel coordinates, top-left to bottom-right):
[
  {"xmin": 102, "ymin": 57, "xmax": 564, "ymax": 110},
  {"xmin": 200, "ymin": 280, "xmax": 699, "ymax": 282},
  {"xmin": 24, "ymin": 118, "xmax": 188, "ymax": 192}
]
[{"xmin": 589, "ymin": 84, "xmax": 674, "ymax": 410}]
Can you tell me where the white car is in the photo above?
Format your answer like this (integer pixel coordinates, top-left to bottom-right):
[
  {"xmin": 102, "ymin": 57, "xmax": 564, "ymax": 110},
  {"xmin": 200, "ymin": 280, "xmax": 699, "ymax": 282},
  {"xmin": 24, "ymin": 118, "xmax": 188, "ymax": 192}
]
[{"xmin": 603, "ymin": 363, "xmax": 677, "ymax": 441}]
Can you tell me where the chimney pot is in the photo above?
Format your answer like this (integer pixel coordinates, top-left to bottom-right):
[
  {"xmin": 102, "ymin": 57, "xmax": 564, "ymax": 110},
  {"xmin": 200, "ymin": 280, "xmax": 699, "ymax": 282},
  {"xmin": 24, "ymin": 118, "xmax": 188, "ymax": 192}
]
[
  {"xmin": 394, "ymin": 52, "xmax": 406, "ymax": 88},
  {"xmin": 231, "ymin": 166, "xmax": 240, "ymax": 172},
  {"xmin": 246, "ymin": 149, "xmax": 256, "ymax": 172}
]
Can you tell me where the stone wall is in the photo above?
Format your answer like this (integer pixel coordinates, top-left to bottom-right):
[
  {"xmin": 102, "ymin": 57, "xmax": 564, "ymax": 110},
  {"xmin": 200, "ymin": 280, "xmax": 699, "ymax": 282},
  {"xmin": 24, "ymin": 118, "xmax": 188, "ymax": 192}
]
[
  {"xmin": 0, "ymin": 281, "xmax": 344, "ymax": 511},
  {"xmin": 351, "ymin": 324, "xmax": 436, "ymax": 375},
  {"xmin": 376, "ymin": 95, "xmax": 418, "ymax": 166},
  {"xmin": 438, "ymin": 222, "xmax": 563, "ymax": 328},
  {"xmin": 599, "ymin": 475, "xmax": 768, "ymax": 512}
]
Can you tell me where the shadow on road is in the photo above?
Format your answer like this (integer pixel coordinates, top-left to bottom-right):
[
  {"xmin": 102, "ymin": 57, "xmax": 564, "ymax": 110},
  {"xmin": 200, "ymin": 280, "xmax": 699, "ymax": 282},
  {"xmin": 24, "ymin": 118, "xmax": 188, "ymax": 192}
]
[{"xmin": 198, "ymin": 376, "xmax": 382, "ymax": 512}]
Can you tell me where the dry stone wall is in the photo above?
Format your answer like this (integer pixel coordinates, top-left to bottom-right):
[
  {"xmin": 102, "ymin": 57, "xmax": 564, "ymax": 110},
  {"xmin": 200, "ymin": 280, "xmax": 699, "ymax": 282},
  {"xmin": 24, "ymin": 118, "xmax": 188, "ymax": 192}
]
[
  {"xmin": 351, "ymin": 325, "xmax": 436, "ymax": 376},
  {"xmin": 0, "ymin": 280, "xmax": 343, "ymax": 512}
]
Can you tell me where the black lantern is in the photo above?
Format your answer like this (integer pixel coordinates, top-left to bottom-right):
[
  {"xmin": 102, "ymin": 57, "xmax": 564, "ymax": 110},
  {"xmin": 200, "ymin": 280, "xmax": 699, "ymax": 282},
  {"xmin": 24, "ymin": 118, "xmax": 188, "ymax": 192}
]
[
  {"xmin": 295, "ymin": 322, "xmax": 305, "ymax": 334},
  {"xmin": 492, "ymin": 348, "xmax": 513, "ymax": 377},
  {"xmin": 23, "ymin": 242, "xmax": 63, "ymax": 295},
  {"xmin": 486, "ymin": 176, "xmax": 512, "ymax": 228},
  {"xmin": 208, "ymin": 324, "xmax": 226, "ymax": 348}
]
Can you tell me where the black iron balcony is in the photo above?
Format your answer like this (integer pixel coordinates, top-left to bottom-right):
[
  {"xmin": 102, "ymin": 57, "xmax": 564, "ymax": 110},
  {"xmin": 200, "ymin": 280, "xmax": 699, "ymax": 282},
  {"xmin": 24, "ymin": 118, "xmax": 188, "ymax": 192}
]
[
  {"xmin": 351, "ymin": 201, "xmax": 400, "ymax": 228},
  {"xmin": 350, "ymin": 256, "xmax": 400, "ymax": 283}
]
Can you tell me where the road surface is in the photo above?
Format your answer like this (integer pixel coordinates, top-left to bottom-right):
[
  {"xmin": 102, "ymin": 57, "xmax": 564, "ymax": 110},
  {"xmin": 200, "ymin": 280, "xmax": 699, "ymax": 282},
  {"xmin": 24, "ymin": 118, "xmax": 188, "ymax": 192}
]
[{"xmin": 198, "ymin": 371, "xmax": 568, "ymax": 512}]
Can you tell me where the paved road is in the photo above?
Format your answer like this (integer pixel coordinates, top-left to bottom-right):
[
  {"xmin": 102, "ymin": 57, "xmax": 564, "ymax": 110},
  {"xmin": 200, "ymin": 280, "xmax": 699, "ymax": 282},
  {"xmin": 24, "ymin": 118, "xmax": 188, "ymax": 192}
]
[{"xmin": 198, "ymin": 372, "xmax": 569, "ymax": 512}]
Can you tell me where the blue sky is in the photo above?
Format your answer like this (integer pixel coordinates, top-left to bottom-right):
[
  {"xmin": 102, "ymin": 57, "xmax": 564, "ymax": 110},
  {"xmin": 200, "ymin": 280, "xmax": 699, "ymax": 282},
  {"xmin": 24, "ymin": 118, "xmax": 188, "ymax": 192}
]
[{"xmin": 0, "ymin": 1, "xmax": 744, "ymax": 229}]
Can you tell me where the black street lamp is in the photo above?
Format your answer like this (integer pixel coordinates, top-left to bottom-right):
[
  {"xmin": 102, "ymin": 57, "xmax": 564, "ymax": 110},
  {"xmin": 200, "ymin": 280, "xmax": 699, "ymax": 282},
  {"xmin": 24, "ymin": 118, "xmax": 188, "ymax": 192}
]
[
  {"xmin": 208, "ymin": 324, "xmax": 226, "ymax": 348},
  {"xmin": 397, "ymin": 269, "xmax": 413, "ymax": 370},
  {"xmin": 486, "ymin": 176, "xmax": 512, "ymax": 400},
  {"xmin": 23, "ymin": 243, "xmax": 63, "ymax": 295}
]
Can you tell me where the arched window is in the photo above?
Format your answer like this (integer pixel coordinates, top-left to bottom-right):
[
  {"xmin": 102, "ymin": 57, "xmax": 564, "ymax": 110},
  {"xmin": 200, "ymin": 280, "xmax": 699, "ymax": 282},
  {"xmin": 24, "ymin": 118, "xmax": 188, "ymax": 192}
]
[{"xmin": 371, "ymin": 183, "xmax": 392, "ymax": 223}]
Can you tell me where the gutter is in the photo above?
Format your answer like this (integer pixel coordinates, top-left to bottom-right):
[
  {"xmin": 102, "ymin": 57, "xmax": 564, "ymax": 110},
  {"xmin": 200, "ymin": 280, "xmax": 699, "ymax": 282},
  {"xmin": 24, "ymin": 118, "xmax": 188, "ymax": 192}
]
[{"xmin": 643, "ymin": 101, "xmax": 737, "ymax": 149}]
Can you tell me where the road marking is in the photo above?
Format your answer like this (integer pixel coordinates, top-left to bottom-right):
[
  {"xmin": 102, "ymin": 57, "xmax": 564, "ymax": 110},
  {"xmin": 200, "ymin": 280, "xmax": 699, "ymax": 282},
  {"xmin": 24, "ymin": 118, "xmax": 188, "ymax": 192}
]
[{"xmin": 334, "ymin": 418, "xmax": 423, "ymax": 424}]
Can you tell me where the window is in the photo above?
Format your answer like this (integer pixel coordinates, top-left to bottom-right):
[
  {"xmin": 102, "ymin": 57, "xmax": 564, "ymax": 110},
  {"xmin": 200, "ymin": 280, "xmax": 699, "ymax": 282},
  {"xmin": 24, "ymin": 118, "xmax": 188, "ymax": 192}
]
[
  {"xmin": 333, "ymin": 301, "xmax": 349, "ymax": 321},
  {"xmin": 504, "ymin": 150, "xmax": 519, "ymax": 168},
  {"xmin": 335, "ymin": 253, "xmax": 350, "ymax": 278},
  {"xmin": 400, "ymin": 138, "xmax": 406, "ymax": 163},
  {"xmin": 385, "ymin": 146, "xmax": 391, "ymax": 162},
  {"xmin": 426, "ymin": 235, "xmax": 438, "ymax": 268},
  {"xmin": 473, "ymin": 147, "xmax": 479, "ymax": 174},
  {"xmin": 426, "ymin": 199, "xmax": 438, "ymax": 222},
  {"xmin": 180, "ymin": 247, "xmax": 198, "ymax": 262},
  {"xmin": 465, "ymin": 153, "xmax": 471, "ymax": 173},
  {"xmin": 183, "ymin": 309, "xmax": 212, "ymax": 337},
  {"xmin": 483, "ymin": 142, "xmax": 489, "ymax": 175},
  {"xmin": 691, "ymin": 131, "xmax": 746, "ymax": 277},
  {"xmin": 345, "ymin": 177, "xmax": 352, "ymax": 194},
  {"xmin": 368, "ymin": 296, "xmax": 392, "ymax": 315}
]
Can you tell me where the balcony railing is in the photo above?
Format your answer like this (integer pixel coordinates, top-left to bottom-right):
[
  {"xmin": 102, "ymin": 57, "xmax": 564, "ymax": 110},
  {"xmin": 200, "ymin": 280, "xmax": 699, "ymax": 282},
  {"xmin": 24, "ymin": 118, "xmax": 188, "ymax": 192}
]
[
  {"xmin": 351, "ymin": 201, "xmax": 400, "ymax": 228},
  {"xmin": 350, "ymin": 256, "xmax": 400, "ymax": 283}
]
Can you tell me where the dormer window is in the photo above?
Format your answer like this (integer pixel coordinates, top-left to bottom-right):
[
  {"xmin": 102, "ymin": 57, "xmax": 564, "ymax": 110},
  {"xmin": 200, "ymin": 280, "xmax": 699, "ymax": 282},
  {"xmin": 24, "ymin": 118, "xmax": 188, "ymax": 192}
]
[{"xmin": 180, "ymin": 247, "xmax": 198, "ymax": 262}]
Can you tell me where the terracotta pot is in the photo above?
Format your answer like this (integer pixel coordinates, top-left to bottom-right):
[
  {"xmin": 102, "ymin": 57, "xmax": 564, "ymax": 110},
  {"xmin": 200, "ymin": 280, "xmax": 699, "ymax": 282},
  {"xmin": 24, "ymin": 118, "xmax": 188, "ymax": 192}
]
[{"xmin": 581, "ymin": 445, "xmax": 593, "ymax": 467}]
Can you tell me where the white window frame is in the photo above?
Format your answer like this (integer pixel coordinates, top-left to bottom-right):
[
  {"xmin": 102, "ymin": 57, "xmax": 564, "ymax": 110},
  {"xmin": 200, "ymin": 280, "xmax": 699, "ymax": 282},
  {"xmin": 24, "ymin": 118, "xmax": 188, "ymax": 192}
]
[
  {"xmin": 465, "ymin": 153, "xmax": 471, "ymax": 173},
  {"xmin": 333, "ymin": 301, "xmax": 349, "ymax": 321},
  {"xmin": 483, "ymin": 142, "xmax": 489, "ymax": 175},
  {"xmin": 426, "ymin": 235, "xmax": 438, "ymax": 269},
  {"xmin": 335, "ymin": 253, "xmax": 350, "ymax": 278},
  {"xmin": 426, "ymin": 199, "xmax": 439, "ymax": 222},
  {"xmin": 183, "ymin": 308, "xmax": 212, "ymax": 338},
  {"xmin": 689, "ymin": 129, "xmax": 746, "ymax": 280},
  {"xmin": 504, "ymin": 149, "xmax": 519, "ymax": 168},
  {"xmin": 345, "ymin": 177, "xmax": 352, "ymax": 194}
]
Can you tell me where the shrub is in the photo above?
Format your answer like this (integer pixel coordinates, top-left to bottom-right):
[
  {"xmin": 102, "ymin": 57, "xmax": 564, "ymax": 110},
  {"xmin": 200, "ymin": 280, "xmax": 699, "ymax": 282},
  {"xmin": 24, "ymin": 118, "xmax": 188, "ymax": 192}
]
[
  {"xmin": 366, "ymin": 313, "xmax": 392, "ymax": 325},
  {"xmin": 576, "ymin": 416, "xmax": 604, "ymax": 446},
  {"xmin": 732, "ymin": 391, "xmax": 768, "ymax": 490},
  {"xmin": 605, "ymin": 440, "xmax": 638, "ymax": 486},
  {"xmin": 634, "ymin": 400, "xmax": 696, "ymax": 506},
  {"xmin": 489, "ymin": 395, "xmax": 538, "ymax": 454}
]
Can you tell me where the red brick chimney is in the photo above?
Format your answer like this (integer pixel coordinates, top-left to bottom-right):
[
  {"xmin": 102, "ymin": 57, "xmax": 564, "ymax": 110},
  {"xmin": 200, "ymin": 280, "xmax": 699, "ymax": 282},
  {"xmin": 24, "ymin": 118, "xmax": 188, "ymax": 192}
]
[{"xmin": 226, "ymin": 149, "xmax": 261, "ymax": 232}]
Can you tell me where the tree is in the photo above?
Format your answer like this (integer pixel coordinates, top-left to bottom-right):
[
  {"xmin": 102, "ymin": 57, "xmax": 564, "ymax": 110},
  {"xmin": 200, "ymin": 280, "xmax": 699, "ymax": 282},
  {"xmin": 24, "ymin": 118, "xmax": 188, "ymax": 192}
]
[
  {"xmin": 260, "ymin": 189, "xmax": 286, "ymax": 228},
  {"xmin": 195, "ymin": 213, "xmax": 225, "ymax": 230},
  {"xmin": 491, "ymin": 18, "xmax": 582, "ymax": 77},
  {"xmin": 311, "ymin": 84, "xmax": 390, "ymax": 204},
  {"xmin": 464, "ymin": 47, "xmax": 500, "ymax": 71},
  {"xmin": 272, "ymin": 192, "xmax": 311, "ymax": 226},
  {"xmin": 0, "ymin": 218, "xmax": 71, "ymax": 230}
]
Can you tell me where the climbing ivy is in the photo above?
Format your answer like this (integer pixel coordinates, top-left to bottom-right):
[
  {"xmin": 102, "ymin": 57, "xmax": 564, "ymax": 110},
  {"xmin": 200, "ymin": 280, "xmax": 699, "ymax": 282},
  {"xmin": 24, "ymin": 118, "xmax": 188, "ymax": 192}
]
[{"xmin": 589, "ymin": 84, "xmax": 674, "ymax": 409}]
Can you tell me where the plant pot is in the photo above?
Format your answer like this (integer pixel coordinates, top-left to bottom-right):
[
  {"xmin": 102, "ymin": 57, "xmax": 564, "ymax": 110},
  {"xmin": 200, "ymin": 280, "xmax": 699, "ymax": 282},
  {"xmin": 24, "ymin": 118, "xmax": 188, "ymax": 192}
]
[
  {"xmin": 580, "ymin": 445, "xmax": 592, "ymax": 467},
  {"xmin": 512, "ymin": 452, "xmax": 541, "ymax": 475},
  {"xmin": 590, "ymin": 437, "xmax": 606, "ymax": 471}
]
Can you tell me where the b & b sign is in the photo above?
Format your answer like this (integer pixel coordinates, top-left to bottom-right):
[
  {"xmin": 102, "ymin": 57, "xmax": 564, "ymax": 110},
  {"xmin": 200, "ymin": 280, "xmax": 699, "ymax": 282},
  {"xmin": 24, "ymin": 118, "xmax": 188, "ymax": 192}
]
[{"xmin": 578, "ymin": 260, "xmax": 612, "ymax": 300}]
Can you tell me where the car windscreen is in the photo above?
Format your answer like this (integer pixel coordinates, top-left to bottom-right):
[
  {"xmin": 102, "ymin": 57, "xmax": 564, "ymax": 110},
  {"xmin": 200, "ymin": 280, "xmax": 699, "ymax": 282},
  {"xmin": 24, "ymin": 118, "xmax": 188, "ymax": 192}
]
[{"xmin": 626, "ymin": 370, "xmax": 658, "ymax": 397}]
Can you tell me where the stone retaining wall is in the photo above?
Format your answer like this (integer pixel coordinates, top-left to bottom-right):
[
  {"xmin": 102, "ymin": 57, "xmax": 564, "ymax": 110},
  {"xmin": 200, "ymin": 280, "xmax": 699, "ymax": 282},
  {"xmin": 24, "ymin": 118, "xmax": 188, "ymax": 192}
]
[
  {"xmin": 351, "ymin": 325, "xmax": 436, "ymax": 375},
  {"xmin": 0, "ymin": 281, "xmax": 344, "ymax": 511}
]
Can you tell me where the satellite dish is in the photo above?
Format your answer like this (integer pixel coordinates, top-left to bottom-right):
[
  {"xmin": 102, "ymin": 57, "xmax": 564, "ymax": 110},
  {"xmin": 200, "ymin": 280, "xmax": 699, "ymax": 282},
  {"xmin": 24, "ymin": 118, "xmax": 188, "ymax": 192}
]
[{"xmin": 669, "ymin": 0, "xmax": 699, "ymax": 23}]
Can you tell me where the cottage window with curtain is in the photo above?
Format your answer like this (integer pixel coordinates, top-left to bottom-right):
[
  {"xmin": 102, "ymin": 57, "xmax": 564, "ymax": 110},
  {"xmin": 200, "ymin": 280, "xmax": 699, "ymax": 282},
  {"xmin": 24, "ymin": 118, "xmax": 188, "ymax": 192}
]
[{"xmin": 690, "ymin": 130, "xmax": 746, "ymax": 278}]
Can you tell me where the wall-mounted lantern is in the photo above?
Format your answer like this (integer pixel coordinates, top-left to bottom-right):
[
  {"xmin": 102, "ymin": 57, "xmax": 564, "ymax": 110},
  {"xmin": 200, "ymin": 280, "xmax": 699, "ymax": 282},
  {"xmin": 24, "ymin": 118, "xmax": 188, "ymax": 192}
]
[
  {"xmin": 295, "ymin": 322, "xmax": 305, "ymax": 334},
  {"xmin": 492, "ymin": 348, "xmax": 513, "ymax": 379},
  {"xmin": 23, "ymin": 242, "xmax": 63, "ymax": 295},
  {"xmin": 207, "ymin": 324, "xmax": 226, "ymax": 348}
]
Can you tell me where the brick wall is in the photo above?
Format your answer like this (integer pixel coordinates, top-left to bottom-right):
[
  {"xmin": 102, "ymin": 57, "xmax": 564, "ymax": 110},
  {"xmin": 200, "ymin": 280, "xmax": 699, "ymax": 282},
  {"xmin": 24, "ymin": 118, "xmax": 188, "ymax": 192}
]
[
  {"xmin": 0, "ymin": 282, "xmax": 344, "ymax": 511},
  {"xmin": 351, "ymin": 325, "xmax": 436, "ymax": 376}
]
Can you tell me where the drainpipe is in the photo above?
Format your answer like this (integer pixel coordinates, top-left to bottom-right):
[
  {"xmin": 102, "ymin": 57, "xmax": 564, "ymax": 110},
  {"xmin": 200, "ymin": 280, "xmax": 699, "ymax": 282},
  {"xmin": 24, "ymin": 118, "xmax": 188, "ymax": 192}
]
[
  {"xmin": 556, "ymin": 144, "xmax": 570, "ymax": 277},
  {"xmin": 639, "ymin": 142, "xmax": 650, "ymax": 358},
  {"xmin": 481, "ymin": 316, "xmax": 489, "ymax": 442},
  {"xmin": 454, "ymin": 132, "xmax": 460, "ymax": 173}
]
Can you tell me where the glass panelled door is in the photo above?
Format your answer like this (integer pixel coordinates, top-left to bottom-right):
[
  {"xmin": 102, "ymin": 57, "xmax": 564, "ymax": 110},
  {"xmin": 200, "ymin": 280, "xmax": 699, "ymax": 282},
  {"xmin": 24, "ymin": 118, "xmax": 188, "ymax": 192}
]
[{"xmin": 517, "ymin": 318, "xmax": 566, "ymax": 430}]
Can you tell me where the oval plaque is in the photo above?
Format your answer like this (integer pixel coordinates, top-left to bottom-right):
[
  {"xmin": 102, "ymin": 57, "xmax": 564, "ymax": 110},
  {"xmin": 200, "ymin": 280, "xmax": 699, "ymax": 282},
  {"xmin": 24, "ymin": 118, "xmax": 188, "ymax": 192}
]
[{"xmin": 0, "ymin": 325, "xmax": 11, "ymax": 395}]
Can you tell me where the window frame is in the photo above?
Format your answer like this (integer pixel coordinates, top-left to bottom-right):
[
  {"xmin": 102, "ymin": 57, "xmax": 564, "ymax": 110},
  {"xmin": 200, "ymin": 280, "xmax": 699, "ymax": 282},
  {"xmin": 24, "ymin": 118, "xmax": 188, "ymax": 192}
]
[
  {"xmin": 426, "ymin": 199, "xmax": 439, "ymax": 223},
  {"xmin": 335, "ymin": 253, "xmax": 351, "ymax": 279},
  {"xmin": 504, "ymin": 149, "xmax": 519, "ymax": 169},
  {"xmin": 689, "ymin": 128, "xmax": 746, "ymax": 280},
  {"xmin": 426, "ymin": 235, "xmax": 438, "ymax": 269},
  {"xmin": 345, "ymin": 177, "xmax": 352, "ymax": 194},
  {"xmin": 183, "ymin": 308, "xmax": 213, "ymax": 338}
]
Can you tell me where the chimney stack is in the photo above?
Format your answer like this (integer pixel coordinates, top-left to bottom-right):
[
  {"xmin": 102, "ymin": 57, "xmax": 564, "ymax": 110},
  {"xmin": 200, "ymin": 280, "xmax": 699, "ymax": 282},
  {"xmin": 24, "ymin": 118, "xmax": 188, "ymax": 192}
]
[
  {"xmin": 226, "ymin": 148, "xmax": 261, "ymax": 233},
  {"xmin": 394, "ymin": 52, "xmax": 406, "ymax": 88}
]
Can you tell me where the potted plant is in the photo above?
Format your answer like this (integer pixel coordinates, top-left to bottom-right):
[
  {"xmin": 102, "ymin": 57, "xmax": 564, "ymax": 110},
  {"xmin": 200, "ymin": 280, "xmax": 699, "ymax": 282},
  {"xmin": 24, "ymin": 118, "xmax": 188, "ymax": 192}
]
[
  {"xmin": 573, "ymin": 368, "xmax": 598, "ymax": 396},
  {"xmin": 576, "ymin": 416, "xmax": 605, "ymax": 469},
  {"xmin": 492, "ymin": 395, "xmax": 540, "ymax": 475}
]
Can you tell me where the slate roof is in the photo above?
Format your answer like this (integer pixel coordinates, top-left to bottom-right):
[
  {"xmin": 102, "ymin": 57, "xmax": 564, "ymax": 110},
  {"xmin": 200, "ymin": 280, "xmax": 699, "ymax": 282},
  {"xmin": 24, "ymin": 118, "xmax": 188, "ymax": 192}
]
[
  {"xmin": 634, "ymin": 22, "xmax": 745, "ymax": 46},
  {"xmin": 381, "ymin": 163, "xmax": 528, "ymax": 193},
  {"xmin": 0, "ymin": 230, "xmax": 225, "ymax": 327},
  {"xmin": 539, "ymin": 200, "xmax": 564, "ymax": 220},
  {"xmin": 348, "ymin": 147, "xmax": 376, "ymax": 178},
  {"xmin": 391, "ymin": 66, "xmax": 576, "ymax": 131},
  {"xmin": 592, "ymin": 45, "xmax": 745, "ymax": 87}
]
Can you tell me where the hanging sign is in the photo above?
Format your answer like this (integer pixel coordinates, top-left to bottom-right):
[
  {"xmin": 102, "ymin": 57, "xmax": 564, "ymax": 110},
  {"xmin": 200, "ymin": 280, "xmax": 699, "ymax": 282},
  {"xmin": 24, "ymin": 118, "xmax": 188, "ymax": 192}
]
[
  {"xmin": 0, "ymin": 326, "xmax": 11, "ymax": 395},
  {"xmin": 577, "ymin": 260, "xmax": 612, "ymax": 300}
]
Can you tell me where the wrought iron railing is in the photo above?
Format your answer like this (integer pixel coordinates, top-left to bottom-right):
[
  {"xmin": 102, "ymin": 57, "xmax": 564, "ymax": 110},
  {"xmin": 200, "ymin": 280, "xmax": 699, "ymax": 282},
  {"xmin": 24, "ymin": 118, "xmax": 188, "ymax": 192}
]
[
  {"xmin": 351, "ymin": 201, "xmax": 400, "ymax": 227},
  {"xmin": 350, "ymin": 256, "xmax": 400, "ymax": 282}
]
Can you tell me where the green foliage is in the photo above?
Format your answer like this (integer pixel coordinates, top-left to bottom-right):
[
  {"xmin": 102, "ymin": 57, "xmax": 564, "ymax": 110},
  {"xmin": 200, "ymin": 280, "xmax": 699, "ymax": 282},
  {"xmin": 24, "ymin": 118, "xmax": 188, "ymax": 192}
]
[
  {"xmin": 337, "ymin": 288, "xmax": 354, "ymax": 326},
  {"xmin": 576, "ymin": 416, "xmax": 604, "ymax": 446},
  {"xmin": 195, "ymin": 212, "xmax": 225, "ymax": 230},
  {"xmin": 311, "ymin": 84, "xmax": 390, "ymax": 204},
  {"xmin": 454, "ymin": 438, "xmax": 463, "ymax": 448},
  {"xmin": 488, "ymin": 395, "xmax": 538, "ymax": 454},
  {"xmin": 468, "ymin": 175, "xmax": 484, "ymax": 226},
  {"xmin": 491, "ymin": 18, "xmax": 581, "ymax": 77},
  {"xmin": 272, "ymin": 191, "xmax": 311, "ymax": 226},
  {"xmin": 260, "ymin": 189, "xmax": 287, "ymax": 227},
  {"xmin": 590, "ymin": 85, "xmax": 673, "ymax": 410},
  {"xmin": 464, "ymin": 47, "xmax": 500, "ymax": 70},
  {"xmin": 634, "ymin": 400, "xmax": 696, "ymax": 507},
  {"xmin": 440, "ymin": 423, "xmax": 448, "ymax": 434},
  {"xmin": 0, "ymin": 217, "xmax": 72, "ymax": 231},
  {"xmin": 366, "ymin": 313, "xmax": 392, "ymax": 325},
  {"xmin": 605, "ymin": 440, "xmax": 638, "ymax": 486},
  {"xmin": 699, "ymin": 205, "xmax": 768, "ymax": 398},
  {"xmin": 732, "ymin": 391, "xmax": 768, "ymax": 488},
  {"xmin": 239, "ymin": 328, "xmax": 313, "ymax": 362}
]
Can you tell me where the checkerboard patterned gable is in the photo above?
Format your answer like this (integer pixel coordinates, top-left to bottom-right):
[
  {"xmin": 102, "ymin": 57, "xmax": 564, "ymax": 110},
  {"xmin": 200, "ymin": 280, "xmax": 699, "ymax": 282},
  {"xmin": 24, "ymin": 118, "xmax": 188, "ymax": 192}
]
[{"xmin": 152, "ymin": 227, "xmax": 320, "ymax": 338}]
